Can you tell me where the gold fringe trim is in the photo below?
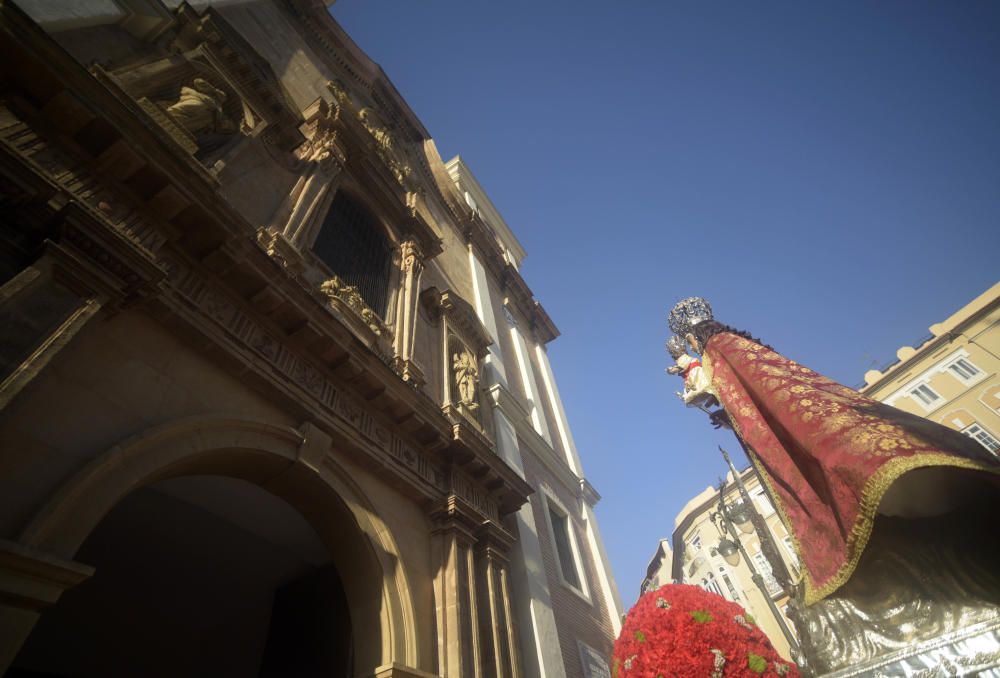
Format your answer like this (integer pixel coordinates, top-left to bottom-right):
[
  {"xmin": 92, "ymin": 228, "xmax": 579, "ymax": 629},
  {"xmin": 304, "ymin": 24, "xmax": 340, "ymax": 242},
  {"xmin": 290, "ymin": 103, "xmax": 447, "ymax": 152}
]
[
  {"xmin": 802, "ymin": 452, "xmax": 999, "ymax": 605},
  {"xmin": 737, "ymin": 425, "xmax": 1000, "ymax": 606},
  {"xmin": 709, "ymin": 347, "xmax": 1000, "ymax": 607}
]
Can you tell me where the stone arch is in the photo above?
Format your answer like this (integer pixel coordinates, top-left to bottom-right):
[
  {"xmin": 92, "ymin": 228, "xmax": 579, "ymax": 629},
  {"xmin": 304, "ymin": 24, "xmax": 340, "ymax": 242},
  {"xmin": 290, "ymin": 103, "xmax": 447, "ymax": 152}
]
[{"xmin": 17, "ymin": 415, "xmax": 419, "ymax": 671}]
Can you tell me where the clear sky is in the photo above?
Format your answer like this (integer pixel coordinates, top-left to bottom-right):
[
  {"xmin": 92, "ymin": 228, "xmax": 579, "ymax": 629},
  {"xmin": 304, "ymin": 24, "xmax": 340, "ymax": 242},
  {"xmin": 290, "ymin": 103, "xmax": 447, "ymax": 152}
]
[{"xmin": 331, "ymin": 1, "xmax": 1000, "ymax": 606}]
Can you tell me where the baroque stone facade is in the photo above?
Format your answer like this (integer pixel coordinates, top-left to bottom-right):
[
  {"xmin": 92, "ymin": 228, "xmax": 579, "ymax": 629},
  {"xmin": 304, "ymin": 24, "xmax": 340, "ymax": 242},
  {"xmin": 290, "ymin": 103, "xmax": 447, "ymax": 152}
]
[{"xmin": 0, "ymin": 2, "xmax": 620, "ymax": 677}]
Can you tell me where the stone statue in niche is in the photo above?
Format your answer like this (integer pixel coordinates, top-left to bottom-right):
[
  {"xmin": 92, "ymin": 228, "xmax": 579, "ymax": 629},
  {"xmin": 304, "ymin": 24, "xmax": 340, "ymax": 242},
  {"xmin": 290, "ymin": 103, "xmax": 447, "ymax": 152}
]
[
  {"xmin": 453, "ymin": 350, "xmax": 480, "ymax": 411},
  {"xmin": 166, "ymin": 78, "xmax": 233, "ymax": 135},
  {"xmin": 165, "ymin": 78, "xmax": 236, "ymax": 154}
]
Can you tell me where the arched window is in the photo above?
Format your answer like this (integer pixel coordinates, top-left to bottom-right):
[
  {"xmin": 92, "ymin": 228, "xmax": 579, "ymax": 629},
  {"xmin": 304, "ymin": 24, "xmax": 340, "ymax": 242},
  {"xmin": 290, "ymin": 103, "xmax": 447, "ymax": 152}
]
[{"xmin": 313, "ymin": 192, "xmax": 392, "ymax": 317}]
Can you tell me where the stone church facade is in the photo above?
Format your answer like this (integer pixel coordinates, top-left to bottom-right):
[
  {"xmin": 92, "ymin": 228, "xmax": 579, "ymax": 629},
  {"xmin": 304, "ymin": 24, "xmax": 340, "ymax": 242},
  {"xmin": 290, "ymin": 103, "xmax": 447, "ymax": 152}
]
[{"xmin": 0, "ymin": 1, "xmax": 621, "ymax": 677}]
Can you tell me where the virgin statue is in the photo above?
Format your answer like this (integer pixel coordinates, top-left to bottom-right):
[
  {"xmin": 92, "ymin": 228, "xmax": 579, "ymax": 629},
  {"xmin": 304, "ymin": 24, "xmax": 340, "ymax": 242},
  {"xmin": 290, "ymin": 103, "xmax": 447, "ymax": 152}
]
[{"xmin": 667, "ymin": 297, "xmax": 1000, "ymax": 675}]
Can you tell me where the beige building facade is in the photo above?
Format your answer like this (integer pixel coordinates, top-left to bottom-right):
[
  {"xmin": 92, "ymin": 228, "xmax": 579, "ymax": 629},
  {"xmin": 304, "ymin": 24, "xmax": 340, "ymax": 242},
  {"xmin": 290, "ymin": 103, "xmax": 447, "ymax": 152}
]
[
  {"xmin": 658, "ymin": 468, "xmax": 800, "ymax": 661},
  {"xmin": 0, "ymin": 2, "xmax": 619, "ymax": 677},
  {"xmin": 861, "ymin": 281, "xmax": 1000, "ymax": 455}
]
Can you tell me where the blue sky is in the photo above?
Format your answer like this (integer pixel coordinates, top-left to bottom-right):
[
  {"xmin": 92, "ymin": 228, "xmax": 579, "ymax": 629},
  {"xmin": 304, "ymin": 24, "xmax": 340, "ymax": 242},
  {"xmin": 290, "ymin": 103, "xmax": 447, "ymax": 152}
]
[{"xmin": 332, "ymin": 1, "xmax": 1000, "ymax": 605}]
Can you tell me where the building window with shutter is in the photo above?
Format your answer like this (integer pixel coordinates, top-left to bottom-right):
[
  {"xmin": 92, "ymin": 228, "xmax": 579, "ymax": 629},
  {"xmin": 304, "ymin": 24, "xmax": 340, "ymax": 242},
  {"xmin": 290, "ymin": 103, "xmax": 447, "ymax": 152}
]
[
  {"xmin": 941, "ymin": 354, "xmax": 985, "ymax": 386},
  {"xmin": 909, "ymin": 382, "xmax": 942, "ymax": 410}
]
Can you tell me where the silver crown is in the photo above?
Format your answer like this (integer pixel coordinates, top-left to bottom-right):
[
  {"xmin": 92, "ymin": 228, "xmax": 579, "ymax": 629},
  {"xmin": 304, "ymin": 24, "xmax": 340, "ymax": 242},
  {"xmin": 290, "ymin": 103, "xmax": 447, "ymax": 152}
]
[
  {"xmin": 668, "ymin": 297, "xmax": 713, "ymax": 336},
  {"xmin": 666, "ymin": 335, "xmax": 687, "ymax": 355}
]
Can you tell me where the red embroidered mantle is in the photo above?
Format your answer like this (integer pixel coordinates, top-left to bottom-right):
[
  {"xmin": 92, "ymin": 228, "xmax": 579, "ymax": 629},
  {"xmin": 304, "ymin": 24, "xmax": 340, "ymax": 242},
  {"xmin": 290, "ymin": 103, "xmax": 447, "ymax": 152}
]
[{"xmin": 704, "ymin": 332, "xmax": 1000, "ymax": 605}]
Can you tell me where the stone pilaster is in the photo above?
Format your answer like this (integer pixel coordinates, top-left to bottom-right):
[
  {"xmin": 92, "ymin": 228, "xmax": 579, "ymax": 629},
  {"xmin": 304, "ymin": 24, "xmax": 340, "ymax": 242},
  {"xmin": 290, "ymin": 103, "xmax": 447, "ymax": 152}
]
[
  {"xmin": 476, "ymin": 521, "xmax": 521, "ymax": 678},
  {"xmin": 270, "ymin": 97, "xmax": 347, "ymax": 251},
  {"xmin": 431, "ymin": 496, "xmax": 483, "ymax": 678},
  {"xmin": 392, "ymin": 239, "xmax": 425, "ymax": 386},
  {"xmin": 431, "ymin": 497, "xmax": 522, "ymax": 678}
]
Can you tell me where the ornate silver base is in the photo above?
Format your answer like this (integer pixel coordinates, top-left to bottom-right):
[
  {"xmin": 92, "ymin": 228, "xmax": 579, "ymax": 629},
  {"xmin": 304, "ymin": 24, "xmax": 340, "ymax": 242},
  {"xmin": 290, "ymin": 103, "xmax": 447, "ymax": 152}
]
[
  {"xmin": 823, "ymin": 618, "xmax": 1000, "ymax": 677},
  {"xmin": 791, "ymin": 489, "xmax": 1000, "ymax": 677}
]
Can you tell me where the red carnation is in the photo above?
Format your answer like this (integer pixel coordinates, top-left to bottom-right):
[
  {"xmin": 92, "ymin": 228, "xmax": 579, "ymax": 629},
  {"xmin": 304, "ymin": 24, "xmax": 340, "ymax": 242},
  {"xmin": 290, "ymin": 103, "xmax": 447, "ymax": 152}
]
[{"xmin": 612, "ymin": 584, "xmax": 798, "ymax": 678}]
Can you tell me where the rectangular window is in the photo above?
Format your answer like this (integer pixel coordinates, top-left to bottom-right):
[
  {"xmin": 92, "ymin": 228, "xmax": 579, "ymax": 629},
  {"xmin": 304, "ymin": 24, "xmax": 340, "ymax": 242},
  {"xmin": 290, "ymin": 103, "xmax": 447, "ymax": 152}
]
[
  {"xmin": 720, "ymin": 567, "xmax": 740, "ymax": 601},
  {"xmin": 782, "ymin": 535, "xmax": 799, "ymax": 566},
  {"xmin": 963, "ymin": 423, "xmax": 1000, "ymax": 454},
  {"xmin": 752, "ymin": 552, "xmax": 782, "ymax": 596},
  {"xmin": 548, "ymin": 505, "xmax": 581, "ymax": 589},
  {"xmin": 751, "ymin": 488, "xmax": 774, "ymax": 516},
  {"xmin": 910, "ymin": 383, "xmax": 941, "ymax": 407},
  {"xmin": 946, "ymin": 357, "xmax": 981, "ymax": 382},
  {"xmin": 689, "ymin": 534, "xmax": 702, "ymax": 552}
]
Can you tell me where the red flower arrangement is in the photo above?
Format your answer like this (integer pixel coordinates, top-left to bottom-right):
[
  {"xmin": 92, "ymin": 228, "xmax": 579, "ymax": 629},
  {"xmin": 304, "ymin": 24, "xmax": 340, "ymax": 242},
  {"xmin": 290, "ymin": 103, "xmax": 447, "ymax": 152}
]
[{"xmin": 612, "ymin": 584, "xmax": 798, "ymax": 678}]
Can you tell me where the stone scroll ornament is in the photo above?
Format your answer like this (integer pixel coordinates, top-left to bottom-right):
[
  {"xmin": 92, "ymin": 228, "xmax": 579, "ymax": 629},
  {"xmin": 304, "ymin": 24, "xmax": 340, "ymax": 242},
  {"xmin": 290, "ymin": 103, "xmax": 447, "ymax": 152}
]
[
  {"xmin": 666, "ymin": 297, "xmax": 1000, "ymax": 607},
  {"xmin": 612, "ymin": 584, "xmax": 796, "ymax": 677}
]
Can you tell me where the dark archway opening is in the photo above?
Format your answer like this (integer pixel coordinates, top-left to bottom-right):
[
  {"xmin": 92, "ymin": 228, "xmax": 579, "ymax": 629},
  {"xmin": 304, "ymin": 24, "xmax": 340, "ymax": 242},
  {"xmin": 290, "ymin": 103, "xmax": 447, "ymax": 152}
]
[{"xmin": 10, "ymin": 476, "xmax": 353, "ymax": 678}]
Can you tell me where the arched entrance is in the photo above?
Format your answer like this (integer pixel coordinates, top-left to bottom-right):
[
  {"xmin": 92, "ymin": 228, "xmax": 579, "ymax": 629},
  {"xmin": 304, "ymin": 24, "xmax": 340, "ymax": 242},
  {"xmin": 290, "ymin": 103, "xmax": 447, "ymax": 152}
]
[
  {"xmin": 5, "ymin": 417, "xmax": 418, "ymax": 677},
  {"xmin": 11, "ymin": 475, "xmax": 353, "ymax": 677}
]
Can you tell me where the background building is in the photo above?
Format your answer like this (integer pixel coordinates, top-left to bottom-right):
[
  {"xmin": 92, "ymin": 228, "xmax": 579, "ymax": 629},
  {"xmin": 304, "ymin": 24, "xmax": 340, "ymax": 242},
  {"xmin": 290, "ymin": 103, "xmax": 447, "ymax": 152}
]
[
  {"xmin": 666, "ymin": 466, "xmax": 799, "ymax": 661},
  {"xmin": 639, "ymin": 539, "xmax": 673, "ymax": 593},
  {"xmin": 0, "ymin": 2, "xmax": 620, "ymax": 676},
  {"xmin": 861, "ymin": 281, "xmax": 1000, "ymax": 455}
]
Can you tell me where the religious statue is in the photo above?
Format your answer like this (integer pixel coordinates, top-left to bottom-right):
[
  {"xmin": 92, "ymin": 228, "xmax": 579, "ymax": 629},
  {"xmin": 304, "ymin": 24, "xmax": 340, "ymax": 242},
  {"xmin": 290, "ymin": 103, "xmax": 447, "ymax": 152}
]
[
  {"xmin": 165, "ymin": 78, "xmax": 233, "ymax": 136},
  {"xmin": 665, "ymin": 334, "xmax": 714, "ymax": 407},
  {"xmin": 453, "ymin": 350, "xmax": 479, "ymax": 411},
  {"xmin": 666, "ymin": 297, "xmax": 1000, "ymax": 674}
]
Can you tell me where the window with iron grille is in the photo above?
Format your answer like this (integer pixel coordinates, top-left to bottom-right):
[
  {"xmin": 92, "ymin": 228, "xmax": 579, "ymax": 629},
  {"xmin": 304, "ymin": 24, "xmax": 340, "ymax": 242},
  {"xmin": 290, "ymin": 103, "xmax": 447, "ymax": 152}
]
[{"xmin": 313, "ymin": 192, "xmax": 392, "ymax": 317}]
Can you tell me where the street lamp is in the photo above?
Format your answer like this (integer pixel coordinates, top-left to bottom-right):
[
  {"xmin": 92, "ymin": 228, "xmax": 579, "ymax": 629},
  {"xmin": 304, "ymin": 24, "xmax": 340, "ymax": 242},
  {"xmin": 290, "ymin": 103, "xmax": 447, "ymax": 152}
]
[
  {"xmin": 727, "ymin": 501, "xmax": 754, "ymax": 534},
  {"xmin": 709, "ymin": 467, "xmax": 801, "ymax": 661},
  {"xmin": 715, "ymin": 537, "xmax": 740, "ymax": 566}
]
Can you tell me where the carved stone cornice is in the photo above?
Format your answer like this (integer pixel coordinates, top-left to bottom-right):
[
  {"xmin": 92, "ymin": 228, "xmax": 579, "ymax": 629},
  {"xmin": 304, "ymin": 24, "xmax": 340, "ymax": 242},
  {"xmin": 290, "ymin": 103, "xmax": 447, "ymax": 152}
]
[
  {"xmin": 476, "ymin": 520, "xmax": 516, "ymax": 564},
  {"xmin": 420, "ymin": 287, "xmax": 493, "ymax": 358},
  {"xmin": 255, "ymin": 229, "xmax": 305, "ymax": 275},
  {"xmin": 429, "ymin": 494, "xmax": 484, "ymax": 542},
  {"xmin": 463, "ymin": 210, "xmax": 559, "ymax": 345},
  {"xmin": 581, "ymin": 478, "xmax": 602, "ymax": 507},
  {"xmin": 442, "ymin": 412, "xmax": 533, "ymax": 516}
]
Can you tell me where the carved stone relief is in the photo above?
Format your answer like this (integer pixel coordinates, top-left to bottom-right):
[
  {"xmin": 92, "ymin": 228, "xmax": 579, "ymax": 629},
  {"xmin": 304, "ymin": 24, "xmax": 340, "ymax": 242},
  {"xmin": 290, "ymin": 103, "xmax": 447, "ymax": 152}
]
[
  {"xmin": 358, "ymin": 107, "xmax": 411, "ymax": 186},
  {"xmin": 319, "ymin": 274, "xmax": 389, "ymax": 339}
]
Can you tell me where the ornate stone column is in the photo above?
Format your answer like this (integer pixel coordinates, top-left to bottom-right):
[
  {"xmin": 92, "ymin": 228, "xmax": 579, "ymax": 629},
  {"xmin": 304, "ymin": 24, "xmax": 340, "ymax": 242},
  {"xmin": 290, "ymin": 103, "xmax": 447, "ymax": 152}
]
[
  {"xmin": 431, "ymin": 496, "xmax": 483, "ymax": 678},
  {"xmin": 269, "ymin": 97, "xmax": 346, "ymax": 250},
  {"xmin": 476, "ymin": 522, "xmax": 521, "ymax": 678},
  {"xmin": 430, "ymin": 490, "xmax": 523, "ymax": 678},
  {"xmin": 392, "ymin": 239, "xmax": 425, "ymax": 386}
]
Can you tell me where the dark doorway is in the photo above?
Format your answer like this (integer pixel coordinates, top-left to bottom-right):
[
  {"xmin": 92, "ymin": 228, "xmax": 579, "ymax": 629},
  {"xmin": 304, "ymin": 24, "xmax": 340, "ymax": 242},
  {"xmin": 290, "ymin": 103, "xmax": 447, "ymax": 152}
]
[{"xmin": 10, "ymin": 476, "xmax": 353, "ymax": 678}]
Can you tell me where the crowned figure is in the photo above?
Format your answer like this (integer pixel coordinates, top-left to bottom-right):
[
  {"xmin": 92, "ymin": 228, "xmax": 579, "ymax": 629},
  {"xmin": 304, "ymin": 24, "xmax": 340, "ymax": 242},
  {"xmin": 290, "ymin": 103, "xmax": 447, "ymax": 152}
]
[{"xmin": 666, "ymin": 296, "xmax": 1000, "ymax": 675}]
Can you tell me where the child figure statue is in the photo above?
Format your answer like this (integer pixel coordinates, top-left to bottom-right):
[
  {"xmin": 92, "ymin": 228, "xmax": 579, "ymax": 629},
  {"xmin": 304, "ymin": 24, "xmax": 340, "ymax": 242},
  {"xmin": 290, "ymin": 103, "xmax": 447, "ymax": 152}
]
[{"xmin": 666, "ymin": 334, "xmax": 715, "ymax": 407}]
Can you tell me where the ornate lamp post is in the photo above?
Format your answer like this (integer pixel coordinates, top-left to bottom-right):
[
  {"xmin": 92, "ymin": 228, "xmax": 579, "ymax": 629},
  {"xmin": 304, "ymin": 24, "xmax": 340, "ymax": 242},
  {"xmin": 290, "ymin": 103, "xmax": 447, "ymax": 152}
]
[{"xmin": 709, "ymin": 450, "xmax": 802, "ymax": 662}]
